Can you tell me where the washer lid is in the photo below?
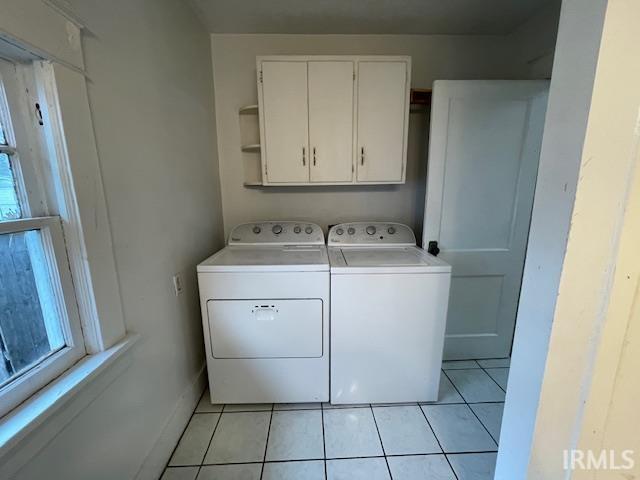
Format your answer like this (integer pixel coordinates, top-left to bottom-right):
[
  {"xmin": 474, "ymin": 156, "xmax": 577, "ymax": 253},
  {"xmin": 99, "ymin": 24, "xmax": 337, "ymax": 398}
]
[
  {"xmin": 329, "ymin": 246, "xmax": 451, "ymax": 274},
  {"xmin": 198, "ymin": 245, "xmax": 329, "ymax": 272}
]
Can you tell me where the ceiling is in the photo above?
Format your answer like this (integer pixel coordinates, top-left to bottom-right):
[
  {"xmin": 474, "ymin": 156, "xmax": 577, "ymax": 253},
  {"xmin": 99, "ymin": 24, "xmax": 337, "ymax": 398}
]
[{"xmin": 188, "ymin": 0, "xmax": 553, "ymax": 35}]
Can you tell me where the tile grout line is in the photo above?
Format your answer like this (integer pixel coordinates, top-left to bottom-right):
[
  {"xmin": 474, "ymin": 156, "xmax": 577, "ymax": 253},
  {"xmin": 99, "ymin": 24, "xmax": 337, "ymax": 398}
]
[
  {"xmin": 418, "ymin": 398, "xmax": 460, "ymax": 480},
  {"xmin": 441, "ymin": 369, "xmax": 499, "ymax": 450},
  {"xmin": 478, "ymin": 365, "xmax": 508, "ymax": 394},
  {"xmin": 163, "ymin": 388, "xmax": 207, "ymax": 472},
  {"xmin": 198, "ymin": 403, "xmax": 224, "ymax": 469},
  {"xmin": 466, "ymin": 403, "xmax": 500, "ymax": 448},
  {"xmin": 321, "ymin": 401, "xmax": 328, "ymax": 480},
  {"xmin": 259, "ymin": 404, "xmax": 275, "ymax": 480},
  {"xmin": 369, "ymin": 405, "xmax": 394, "ymax": 480},
  {"xmin": 178, "ymin": 450, "xmax": 505, "ymax": 468}
]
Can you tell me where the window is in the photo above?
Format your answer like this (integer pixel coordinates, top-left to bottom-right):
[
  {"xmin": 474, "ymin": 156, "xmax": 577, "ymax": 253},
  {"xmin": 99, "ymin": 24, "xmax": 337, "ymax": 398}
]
[{"xmin": 0, "ymin": 59, "xmax": 85, "ymax": 416}]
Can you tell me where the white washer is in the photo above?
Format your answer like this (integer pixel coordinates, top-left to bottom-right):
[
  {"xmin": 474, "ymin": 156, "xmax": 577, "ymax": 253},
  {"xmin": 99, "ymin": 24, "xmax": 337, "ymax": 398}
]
[
  {"xmin": 197, "ymin": 221, "xmax": 329, "ymax": 404},
  {"xmin": 328, "ymin": 222, "xmax": 452, "ymax": 404}
]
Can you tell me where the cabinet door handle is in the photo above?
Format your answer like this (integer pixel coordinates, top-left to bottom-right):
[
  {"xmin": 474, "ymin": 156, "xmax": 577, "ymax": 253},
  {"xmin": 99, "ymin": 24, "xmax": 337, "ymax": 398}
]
[
  {"xmin": 302, "ymin": 146, "xmax": 306, "ymax": 166},
  {"xmin": 360, "ymin": 147, "xmax": 365, "ymax": 165},
  {"xmin": 313, "ymin": 147, "xmax": 317, "ymax": 166}
]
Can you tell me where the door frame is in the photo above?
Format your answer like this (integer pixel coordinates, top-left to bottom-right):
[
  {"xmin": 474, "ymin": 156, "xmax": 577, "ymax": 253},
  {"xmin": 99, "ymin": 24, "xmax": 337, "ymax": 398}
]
[{"xmin": 495, "ymin": 0, "xmax": 628, "ymax": 478}]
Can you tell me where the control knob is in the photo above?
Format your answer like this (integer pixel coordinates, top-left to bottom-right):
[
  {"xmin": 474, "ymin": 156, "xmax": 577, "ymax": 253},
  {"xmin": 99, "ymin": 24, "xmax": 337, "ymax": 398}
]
[
  {"xmin": 347, "ymin": 227, "xmax": 356, "ymax": 235},
  {"xmin": 366, "ymin": 225, "xmax": 376, "ymax": 235},
  {"xmin": 293, "ymin": 226, "xmax": 302, "ymax": 234},
  {"xmin": 272, "ymin": 224, "xmax": 283, "ymax": 235},
  {"xmin": 387, "ymin": 226, "xmax": 396, "ymax": 234},
  {"xmin": 305, "ymin": 226, "xmax": 313, "ymax": 234},
  {"xmin": 336, "ymin": 228, "xmax": 344, "ymax": 235},
  {"xmin": 252, "ymin": 226, "xmax": 261, "ymax": 234}
]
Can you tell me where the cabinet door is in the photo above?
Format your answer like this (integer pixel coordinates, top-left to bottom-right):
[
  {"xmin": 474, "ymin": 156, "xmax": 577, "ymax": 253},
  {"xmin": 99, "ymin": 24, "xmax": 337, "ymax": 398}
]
[
  {"xmin": 260, "ymin": 61, "xmax": 309, "ymax": 183},
  {"xmin": 356, "ymin": 61, "xmax": 408, "ymax": 183},
  {"xmin": 308, "ymin": 61, "xmax": 354, "ymax": 182}
]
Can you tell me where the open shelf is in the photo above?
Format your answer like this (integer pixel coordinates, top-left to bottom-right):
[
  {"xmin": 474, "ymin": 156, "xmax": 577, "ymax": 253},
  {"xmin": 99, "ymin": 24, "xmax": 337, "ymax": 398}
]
[
  {"xmin": 239, "ymin": 104, "xmax": 259, "ymax": 115},
  {"xmin": 238, "ymin": 104, "xmax": 262, "ymax": 186}
]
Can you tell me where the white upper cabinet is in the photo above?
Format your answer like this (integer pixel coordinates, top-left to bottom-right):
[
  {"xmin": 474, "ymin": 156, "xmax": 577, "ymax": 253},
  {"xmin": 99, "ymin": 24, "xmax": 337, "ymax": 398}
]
[
  {"xmin": 260, "ymin": 61, "xmax": 309, "ymax": 183},
  {"xmin": 356, "ymin": 61, "xmax": 409, "ymax": 183},
  {"xmin": 257, "ymin": 56, "xmax": 410, "ymax": 186},
  {"xmin": 308, "ymin": 61, "xmax": 354, "ymax": 183}
]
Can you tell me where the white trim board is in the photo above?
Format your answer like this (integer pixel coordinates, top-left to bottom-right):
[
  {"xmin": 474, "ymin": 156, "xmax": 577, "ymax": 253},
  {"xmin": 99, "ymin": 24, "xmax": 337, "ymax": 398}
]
[
  {"xmin": 0, "ymin": 0, "xmax": 84, "ymax": 71},
  {"xmin": 0, "ymin": 334, "xmax": 139, "ymax": 478},
  {"xmin": 134, "ymin": 365, "xmax": 207, "ymax": 480},
  {"xmin": 35, "ymin": 61, "xmax": 126, "ymax": 352}
]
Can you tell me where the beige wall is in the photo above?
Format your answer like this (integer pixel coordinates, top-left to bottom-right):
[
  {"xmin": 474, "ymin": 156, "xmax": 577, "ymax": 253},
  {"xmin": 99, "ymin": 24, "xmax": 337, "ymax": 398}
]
[
  {"xmin": 211, "ymin": 34, "xmax": 535, "ymax": 238},
  {"xmin": 13, "ymin": 1, "xmax": 224, "ymax": 478}
]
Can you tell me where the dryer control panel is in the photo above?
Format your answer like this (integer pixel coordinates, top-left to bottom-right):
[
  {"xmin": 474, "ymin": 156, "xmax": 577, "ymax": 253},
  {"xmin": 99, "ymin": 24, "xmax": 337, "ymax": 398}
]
[
  {"xmin": 229, "ymin": 221, "xmax": 324, "ymax": 245},
  {"xmin": 328, "ymin": 222, "xmax": 416, "ymax": 246}
]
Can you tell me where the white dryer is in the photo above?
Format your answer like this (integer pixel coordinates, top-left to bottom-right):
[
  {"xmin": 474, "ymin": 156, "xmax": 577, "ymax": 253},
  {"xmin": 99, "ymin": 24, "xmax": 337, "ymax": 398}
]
[
  {"xmin": 197, "ymin": 221, "xmax": 329, "ymax": 404},
  {"xmin": 328, "ymin": 222, "xmax": 451, "ymax": 404}
]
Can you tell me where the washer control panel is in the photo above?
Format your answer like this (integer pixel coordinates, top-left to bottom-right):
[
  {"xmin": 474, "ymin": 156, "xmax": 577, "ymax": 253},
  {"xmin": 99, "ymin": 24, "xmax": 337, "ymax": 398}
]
[
  {"xmin": 229, "ymin": 221, "xmax": 324, "ymax": 245},
  {"xmin": 328, "ymin": 222, "xmax": 416, "ymax": 246}
]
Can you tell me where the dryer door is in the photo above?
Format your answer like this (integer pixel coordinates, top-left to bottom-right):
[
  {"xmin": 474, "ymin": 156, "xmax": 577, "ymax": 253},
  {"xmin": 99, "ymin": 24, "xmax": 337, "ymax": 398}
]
[{"xmin": 207, "ymin": 299, "xmax": 323, "ymax": 358}]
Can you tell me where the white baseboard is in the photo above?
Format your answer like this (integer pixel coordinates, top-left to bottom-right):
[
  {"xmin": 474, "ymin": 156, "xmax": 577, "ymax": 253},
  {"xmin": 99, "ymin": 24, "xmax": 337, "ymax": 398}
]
[{"xmin": 135, "ymin": 363, "xmax": 207, "ymax": 480}]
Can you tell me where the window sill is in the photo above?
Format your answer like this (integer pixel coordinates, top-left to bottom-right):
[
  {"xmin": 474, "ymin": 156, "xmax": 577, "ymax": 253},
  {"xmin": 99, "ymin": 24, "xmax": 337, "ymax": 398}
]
[{"xmin": 0, "ymin": 333, "xmax": 139, "ymax": 467}]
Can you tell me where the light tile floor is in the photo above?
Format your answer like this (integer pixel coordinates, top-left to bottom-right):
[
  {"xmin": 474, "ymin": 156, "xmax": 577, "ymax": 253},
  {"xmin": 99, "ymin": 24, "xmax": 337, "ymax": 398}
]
[{"xmin": 162, "ymin": 359, "xmax": 508, "ymax": 480}]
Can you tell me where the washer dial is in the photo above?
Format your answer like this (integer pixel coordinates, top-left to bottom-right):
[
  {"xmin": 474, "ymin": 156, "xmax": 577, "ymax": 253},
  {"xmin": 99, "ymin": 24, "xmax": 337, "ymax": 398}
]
[
  {"xmin": 366, "ymin": 225, "xmax": 376, "ymax": 235},
  {"xmin": 305, "ymin": 226, "xmax": 313, "ymax": 234},
  {"xmin": 272, "ymin": 224, "xmax": 283, "ymax": 235},
  {"xmin": 252, "ymin": 226, "xmax": 261, "ymax": 234}
]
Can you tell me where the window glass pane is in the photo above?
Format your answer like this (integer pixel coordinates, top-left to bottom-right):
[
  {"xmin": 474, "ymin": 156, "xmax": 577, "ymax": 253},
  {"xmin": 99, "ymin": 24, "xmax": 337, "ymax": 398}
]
[
  {"xmin": 0, "ymin": 230, "xmax": 65, "ymax": 387},
  {"xmin": 0, "ymin": 153, "xmax": 21, "ymax": 220}
]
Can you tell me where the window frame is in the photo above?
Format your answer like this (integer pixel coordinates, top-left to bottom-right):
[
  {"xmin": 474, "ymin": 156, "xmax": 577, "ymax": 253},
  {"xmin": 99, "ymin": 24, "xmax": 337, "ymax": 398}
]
[
  {"xmin": 0, "ymin": 4, "xmax": 128, "ymax": 469},
  {"xmin": 0, "ymin": 217, "xmax": 85, "ymax": 417},
  {"xmin": 0, "ymin": 59, "xmax": 48, "ymax": 219},
  {"xmin": 0, "ymin": 59, "xmax": 88, "ymax": 417}
]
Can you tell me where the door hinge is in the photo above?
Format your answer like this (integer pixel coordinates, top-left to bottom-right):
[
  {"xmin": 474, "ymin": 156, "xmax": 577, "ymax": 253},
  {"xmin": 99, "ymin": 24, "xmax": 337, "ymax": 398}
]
[
  {"xmin": 259, "ymin": 70, "xmax": 263, "ymax": 83},
  {"xmin": 353, "ymin": 71, "xmax": 356, "ymax": 81}
]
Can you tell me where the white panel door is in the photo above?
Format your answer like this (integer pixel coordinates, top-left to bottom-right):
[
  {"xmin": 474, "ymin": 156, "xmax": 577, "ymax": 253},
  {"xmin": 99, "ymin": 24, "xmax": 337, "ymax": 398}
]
[
  {"xmin": 260, "ymin": 61, "xmax": 309, "ymax": 183},
  {"xmin": 308, "ymin": 61, "xmax": 354, "ymax": 182},
  {"xmin": 356, "ymin": 61, "xmax": 408, "ymax": 183},
  {"xmin": 423, "ymin": 80, "xmax": 549, "ymax": 359}
]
